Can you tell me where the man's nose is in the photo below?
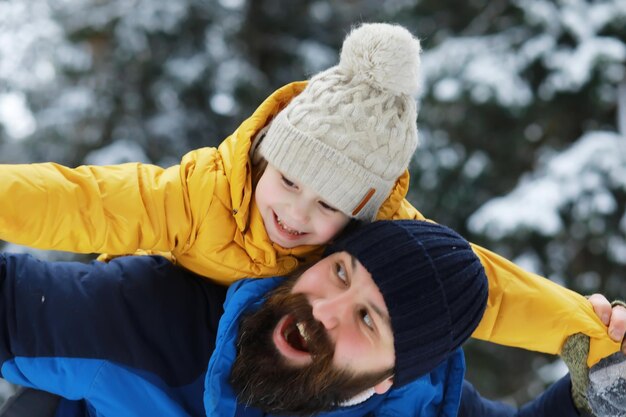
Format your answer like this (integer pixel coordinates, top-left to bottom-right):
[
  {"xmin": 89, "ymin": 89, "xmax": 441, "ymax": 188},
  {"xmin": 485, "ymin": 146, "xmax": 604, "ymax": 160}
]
[{"xmin": 311, "ymin": 293, "xmax": 350, "ymax": 331}]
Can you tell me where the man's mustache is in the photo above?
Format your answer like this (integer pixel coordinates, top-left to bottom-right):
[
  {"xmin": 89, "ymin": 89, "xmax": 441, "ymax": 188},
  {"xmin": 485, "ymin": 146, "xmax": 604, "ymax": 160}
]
[{"xmin": 265, "ymin": 287, "xmax": 334, "ymax": 360}]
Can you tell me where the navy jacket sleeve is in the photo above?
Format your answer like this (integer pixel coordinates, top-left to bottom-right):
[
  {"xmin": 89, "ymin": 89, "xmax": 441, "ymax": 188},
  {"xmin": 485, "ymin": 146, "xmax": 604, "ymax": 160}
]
[
  {"xmin": 459, "ymin": 375, "xmax": 580, "ymax": 417},
  {"xmin": 0, "ymin": 253, "xmax": 225, "ymax": 402}
]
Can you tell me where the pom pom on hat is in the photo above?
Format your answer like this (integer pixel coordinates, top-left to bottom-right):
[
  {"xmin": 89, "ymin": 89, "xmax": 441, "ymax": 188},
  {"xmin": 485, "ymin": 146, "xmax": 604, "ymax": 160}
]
[
  {"xmin": 258, "ymin": 23, "xmax": 422, "ymax": 222},
  {"xmin": 340, "ymin": 23, "xmax": 422, "ymax": 96}
]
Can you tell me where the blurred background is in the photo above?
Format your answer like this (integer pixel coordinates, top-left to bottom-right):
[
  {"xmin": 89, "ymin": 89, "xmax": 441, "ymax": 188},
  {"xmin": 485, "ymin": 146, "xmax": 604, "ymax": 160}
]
[{"xmin": 0, "ymin": 0, "xmax": 625, "ymax": 408}]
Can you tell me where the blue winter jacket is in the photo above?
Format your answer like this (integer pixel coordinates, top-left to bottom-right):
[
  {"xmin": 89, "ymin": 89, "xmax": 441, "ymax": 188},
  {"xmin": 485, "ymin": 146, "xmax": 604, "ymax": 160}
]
[{"xmin": 0, "ymin": 254, "xmax": 581, "ymax": 417}]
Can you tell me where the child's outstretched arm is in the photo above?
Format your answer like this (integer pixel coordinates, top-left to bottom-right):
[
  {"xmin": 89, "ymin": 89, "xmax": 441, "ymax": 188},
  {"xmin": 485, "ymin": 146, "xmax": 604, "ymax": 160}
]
[
  {"xmin": 0, "ymin": 148, "xmax": 218, "ymax": 255},
  {"xmin": 393, "ymin": 197, "xmax": 622, "ymax": 366}
]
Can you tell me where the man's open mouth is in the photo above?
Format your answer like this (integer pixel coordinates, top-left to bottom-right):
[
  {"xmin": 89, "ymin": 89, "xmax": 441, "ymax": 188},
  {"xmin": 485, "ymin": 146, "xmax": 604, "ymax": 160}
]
[
  {"xmin": 273, "ymin": 314, "xmax": 313, "ymax": 364},
  {"xmin": 287, "ymin": 319, "xmax": 310, "ymax": 352}
]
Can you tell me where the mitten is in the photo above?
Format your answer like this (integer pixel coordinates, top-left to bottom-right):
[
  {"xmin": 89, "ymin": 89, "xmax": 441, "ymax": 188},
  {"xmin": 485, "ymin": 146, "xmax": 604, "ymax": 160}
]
[
  {"xmin": 561, "ymin": 300, "xmax": 626, "ymax": 417},
  {"xmin": 561, "ymin": 332, "xmax": 593, "ymax": 414}
]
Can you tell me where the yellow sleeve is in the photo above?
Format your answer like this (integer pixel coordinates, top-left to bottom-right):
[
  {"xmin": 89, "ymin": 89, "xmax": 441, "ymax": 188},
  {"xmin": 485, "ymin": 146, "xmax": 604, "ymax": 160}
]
[
  {"xmin": 0, "ymin": 148, "xmax": 218, "ymax": 256},
  {"xmin": 394, "ymin": 198, "xmax": 620, "ymax": 367}
]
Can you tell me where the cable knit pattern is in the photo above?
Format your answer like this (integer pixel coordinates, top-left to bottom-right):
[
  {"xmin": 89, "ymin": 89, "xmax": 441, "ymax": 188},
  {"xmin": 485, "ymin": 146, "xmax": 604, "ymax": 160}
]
[{"xmin": 259, "ymin": 23, "xmax": 421, "ymax": 220}]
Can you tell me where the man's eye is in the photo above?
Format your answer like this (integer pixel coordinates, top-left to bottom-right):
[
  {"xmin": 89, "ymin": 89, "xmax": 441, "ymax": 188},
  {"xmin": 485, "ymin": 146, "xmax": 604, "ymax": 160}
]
[
  {"xmin": 281, "ymin": 175, "xmax": 296, "ymax": 188},
  {"xmin": 319, "ymin": 201, "xmax": 338, "ymax": 212},
  {"xmin": 361, "ymin": 310, "xmax": 374, "ymax": 330},
  {"xmin": 335, "ymin": 262, "xmax": 348, "ymax": 285}
]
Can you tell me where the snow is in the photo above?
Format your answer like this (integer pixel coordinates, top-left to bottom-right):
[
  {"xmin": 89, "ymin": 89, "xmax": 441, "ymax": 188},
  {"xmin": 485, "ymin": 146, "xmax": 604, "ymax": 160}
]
[
  {"xmin": 114, "ymin": 0, "xmax": 189, "ymax": 34},
  {"xmin": 0, "ymin": 0, "xmax": 62, "ymax": 90},
  {"xmin": 524, "ymin": 123, "xmax": 544, "ymax": 142},
  {"xmin": 423, "ymin": 0, "xmax": 626, "ymax": 105},
  {"xmin": 204, "ymin": 26, "xmax": 230, "ymax": 61},
  {"xmin": 210, "ymin": 93, "xmax": 237, "ymax": 116},
  {"xmin": 166, "ymin": 54, "xmax": 208, "ymax": 85},
  {"xmin": 214, "ymin": 58, "xmax": 250, "ymax": 93},
  {"xmin": 543, "ymin": 37, "xmax": 626, "ymax": 95},
  {"xmin": 37, "ymin": 87, "xmax": 96, "ymax": 129},
  {"xmin": 433, "ymin": 78, "xmax": 462, "ymax": 102},
  {"xmin": 219, "ymin": 0, "xmax": 246, "ymax": 11},
  {"xmin": 469, "ymin": 131, "xmax": 626, "ymax": 239},
  {"xmin": 147, "ymin": 109, "xmax": 187, "ymax": 142},
  {"xmin": 462, "ymin": 150, "xmax": 490, "ymax": 179},
  {"xmin": 576, "ymin": 271, "xmax": 602, "ymax": 291},
  {"xmin": 619, "ymin": 82, "xmax": 626, "ymax": 136},
  {"xmin": 84, "ymin": 140, "xmax": 150, "ymax": 165},
  {"xmin": 608, "ymin": 236, "xmax": 626, "ymax": 264},
  {"xmin": 512, "ymin": 250, "xmax": 543, "ymax": 275},
  {"xmin": 422, "ymin": 34, "xmax": 534, "ymax": 107},
  {"xmin": 520, "ymin": 0, "xmax": 626, "ymax": 96},
  {"xmin": 309, "ymin": 1, "xmax": 332, "ymax": 22},
  {"xmin": 56, "ymin": 43, "xmax": 92, "ymax": 72},
  {"xmin": 298, "ymin": 41, "xmax": 337, "ymax": 74},
  {"xmin": 0, "ymin": 92, "xmax": 36, "ymax": 140}
]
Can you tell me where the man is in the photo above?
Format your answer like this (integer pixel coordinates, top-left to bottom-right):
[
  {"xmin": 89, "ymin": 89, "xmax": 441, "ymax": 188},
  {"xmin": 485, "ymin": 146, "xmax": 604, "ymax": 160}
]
[{"xmin": 0, "ymin": 220, "xmax": 621, "ymax": 417}]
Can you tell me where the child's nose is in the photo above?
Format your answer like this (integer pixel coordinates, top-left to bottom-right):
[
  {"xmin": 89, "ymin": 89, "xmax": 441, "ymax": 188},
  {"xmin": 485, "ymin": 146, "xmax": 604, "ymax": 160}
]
[{"xmin": 289, "ymin": 199, "xmax": 311, "ymax": 223}]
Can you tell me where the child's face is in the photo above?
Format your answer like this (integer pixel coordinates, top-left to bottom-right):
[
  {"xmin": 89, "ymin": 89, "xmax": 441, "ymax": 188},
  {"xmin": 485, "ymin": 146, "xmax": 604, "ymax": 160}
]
[{"xmin": 255, "ymin": 164, "xmax": 350, "ymax": 248}]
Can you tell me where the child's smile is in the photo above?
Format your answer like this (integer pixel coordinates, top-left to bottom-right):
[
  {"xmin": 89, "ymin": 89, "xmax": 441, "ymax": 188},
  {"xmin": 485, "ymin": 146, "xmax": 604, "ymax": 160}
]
[
  {"xmin": 255, "ymin": 164, "xmax": 350, "ymax": 248},
  {"xmin": 274, "ymin": 212, "xmax": 305, "ymax": 237}
]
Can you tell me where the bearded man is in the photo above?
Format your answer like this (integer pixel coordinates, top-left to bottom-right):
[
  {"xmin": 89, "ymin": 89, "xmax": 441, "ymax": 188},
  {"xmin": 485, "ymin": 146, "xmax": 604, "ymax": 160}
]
[{"xmin": 0, "ymin": 220, "xmax": 621, "ymax": 417}]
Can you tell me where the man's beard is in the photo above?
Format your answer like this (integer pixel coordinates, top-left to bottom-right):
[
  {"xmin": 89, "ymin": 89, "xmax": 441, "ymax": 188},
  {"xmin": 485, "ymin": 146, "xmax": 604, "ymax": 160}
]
[{"xmin": 229, "ymin": 279, "xmax": 393, "ymax": 416}]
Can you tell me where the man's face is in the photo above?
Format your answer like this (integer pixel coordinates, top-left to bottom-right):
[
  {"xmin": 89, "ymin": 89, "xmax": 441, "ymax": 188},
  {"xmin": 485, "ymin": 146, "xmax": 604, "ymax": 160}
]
[{"xmin": 230, "ymin": 251, "xmax": 395, "ymax": 415}]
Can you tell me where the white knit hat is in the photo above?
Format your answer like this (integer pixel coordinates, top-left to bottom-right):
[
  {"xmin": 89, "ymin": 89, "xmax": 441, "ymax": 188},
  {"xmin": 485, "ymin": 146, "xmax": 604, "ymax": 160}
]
[{"xmin": 257, "ymin": 23, "xmax": 421, "ymax": 221}]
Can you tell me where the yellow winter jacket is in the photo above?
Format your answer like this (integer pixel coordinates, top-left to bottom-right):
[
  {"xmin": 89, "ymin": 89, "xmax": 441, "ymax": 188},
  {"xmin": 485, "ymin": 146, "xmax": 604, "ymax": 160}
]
[{"xmin": 0, "ymin": 82, "xmax": 619, "ymax": 366}]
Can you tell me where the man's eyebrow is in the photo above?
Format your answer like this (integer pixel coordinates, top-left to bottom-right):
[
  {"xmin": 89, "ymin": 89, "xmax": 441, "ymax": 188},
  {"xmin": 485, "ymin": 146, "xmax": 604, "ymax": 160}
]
[
  {"xmin": 350, "ymin": 254, "xmax": 357, "ymax": 272},
  {"xmin": 349, "ymin": 254, "xmax": 391, "ymax": 327},
  {"xmin": 369, "ymin": 301, "xmax": 391, "ymax": 327}
]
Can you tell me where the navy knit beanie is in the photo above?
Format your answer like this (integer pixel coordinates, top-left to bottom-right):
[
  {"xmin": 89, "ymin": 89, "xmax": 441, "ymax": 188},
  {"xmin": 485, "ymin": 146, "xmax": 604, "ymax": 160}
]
[{"xmin": 326, "ymin": 220, "xmax": 488, "ymax": 387}]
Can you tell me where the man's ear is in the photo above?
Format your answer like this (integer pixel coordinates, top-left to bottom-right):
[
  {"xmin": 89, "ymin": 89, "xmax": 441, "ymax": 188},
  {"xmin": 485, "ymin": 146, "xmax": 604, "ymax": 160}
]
[{"xmin": 373, "ymin": 376, "xmax": 393, "ymax": 394}]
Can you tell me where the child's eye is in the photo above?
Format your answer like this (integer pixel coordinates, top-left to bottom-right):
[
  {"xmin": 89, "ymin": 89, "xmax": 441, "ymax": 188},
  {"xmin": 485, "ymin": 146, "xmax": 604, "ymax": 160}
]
[
  {"xmin": 281, "ymin": 175, "xmax": 297, "ymax": 189},
  {"xmin": 335, "ymin": 262, "xmax": 348, "ymax": 285},
  {"xmin": 361, "ymin": 310, "xmax": 374, "ymax": 330},
  {"xmin": 319, "ymin": 201, "xmax": 339, "ymax": 212}
]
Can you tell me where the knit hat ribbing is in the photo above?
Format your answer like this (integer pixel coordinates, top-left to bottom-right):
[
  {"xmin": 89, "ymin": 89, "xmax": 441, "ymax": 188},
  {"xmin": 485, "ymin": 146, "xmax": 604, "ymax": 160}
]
[
  {"xmin": 258, "ymin": 23, "xmax": 421, "ymax": 221},
  {"xmin": 326, "ymin": 220, "xmax": 488, "ymax": 387}
]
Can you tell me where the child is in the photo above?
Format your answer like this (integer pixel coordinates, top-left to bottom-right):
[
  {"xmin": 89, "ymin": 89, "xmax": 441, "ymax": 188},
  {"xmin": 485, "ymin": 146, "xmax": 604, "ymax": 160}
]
[{"xmin": 0, "ymin": 23, "xmax": 621, "ymax": 365}]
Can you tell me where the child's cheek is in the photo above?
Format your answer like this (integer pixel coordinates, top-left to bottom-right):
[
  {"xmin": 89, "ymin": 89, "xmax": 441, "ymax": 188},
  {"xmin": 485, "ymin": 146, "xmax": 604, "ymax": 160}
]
[{"xmin": 321, "ymin": 217, "xmax": 349, "ymax": 242}]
